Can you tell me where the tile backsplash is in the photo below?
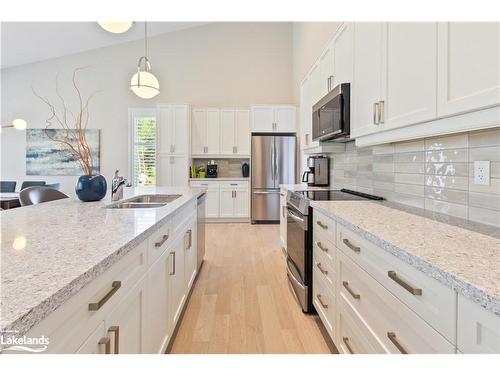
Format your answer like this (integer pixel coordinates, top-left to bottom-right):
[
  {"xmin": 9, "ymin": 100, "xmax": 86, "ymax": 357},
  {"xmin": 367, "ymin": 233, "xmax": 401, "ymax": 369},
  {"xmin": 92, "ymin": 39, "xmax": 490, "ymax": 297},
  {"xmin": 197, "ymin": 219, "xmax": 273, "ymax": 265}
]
[
  {"xmin": 328, "ymin": 127, "xmax": 500, "ymax": 227},
  {"xmin": 192, "ymin": 158, "xmax": 250, "ymax": 178}
]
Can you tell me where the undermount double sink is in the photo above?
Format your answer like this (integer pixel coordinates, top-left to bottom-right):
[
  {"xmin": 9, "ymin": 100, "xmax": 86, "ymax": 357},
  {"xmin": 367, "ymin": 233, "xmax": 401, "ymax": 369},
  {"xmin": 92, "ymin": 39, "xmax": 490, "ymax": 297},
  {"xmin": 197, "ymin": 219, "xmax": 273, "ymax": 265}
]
[{"xmin": 106, "ymin": 194, "xmax": 182, "ymax": 209}]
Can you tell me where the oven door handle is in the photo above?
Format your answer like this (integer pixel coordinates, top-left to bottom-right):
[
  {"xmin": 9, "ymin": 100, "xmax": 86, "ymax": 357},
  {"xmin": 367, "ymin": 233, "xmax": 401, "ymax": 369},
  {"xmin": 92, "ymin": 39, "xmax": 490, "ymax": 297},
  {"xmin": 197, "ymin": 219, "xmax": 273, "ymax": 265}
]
[{"xmin": 287, "ymin": 207, "xmax": 307, "ymax": 230}]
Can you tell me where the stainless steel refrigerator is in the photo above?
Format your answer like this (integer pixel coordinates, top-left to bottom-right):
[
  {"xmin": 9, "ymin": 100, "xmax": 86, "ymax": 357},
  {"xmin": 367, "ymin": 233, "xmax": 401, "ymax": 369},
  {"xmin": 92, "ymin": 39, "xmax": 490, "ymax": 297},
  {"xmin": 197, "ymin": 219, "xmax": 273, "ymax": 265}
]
[{"xmin": 251, "ymin": 134, "xmax": 296, "ymax": 223}]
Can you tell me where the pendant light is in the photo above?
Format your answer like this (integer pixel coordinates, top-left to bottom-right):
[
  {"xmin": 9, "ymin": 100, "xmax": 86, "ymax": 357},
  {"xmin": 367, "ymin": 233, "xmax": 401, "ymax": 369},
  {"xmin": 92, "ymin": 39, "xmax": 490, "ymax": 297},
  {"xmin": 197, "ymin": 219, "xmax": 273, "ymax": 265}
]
[
  {"xmin": 130, "ymin": 22, "xmax": 160, "ymax": 99},
  {"xmin": 98, "ymin": 21, "xmax": 134, "ymax": 34},
  {"xmin": 1, "ymin": 118, "xmax": 27, "ymax": 130}
]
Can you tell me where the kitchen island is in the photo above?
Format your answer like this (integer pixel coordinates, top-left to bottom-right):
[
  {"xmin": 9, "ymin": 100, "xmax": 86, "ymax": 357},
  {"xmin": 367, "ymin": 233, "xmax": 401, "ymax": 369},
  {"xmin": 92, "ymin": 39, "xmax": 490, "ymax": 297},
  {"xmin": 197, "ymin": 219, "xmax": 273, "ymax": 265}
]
[{"xmin": 0, "ymin": 187, "xmax": 204, "ymax": 354}]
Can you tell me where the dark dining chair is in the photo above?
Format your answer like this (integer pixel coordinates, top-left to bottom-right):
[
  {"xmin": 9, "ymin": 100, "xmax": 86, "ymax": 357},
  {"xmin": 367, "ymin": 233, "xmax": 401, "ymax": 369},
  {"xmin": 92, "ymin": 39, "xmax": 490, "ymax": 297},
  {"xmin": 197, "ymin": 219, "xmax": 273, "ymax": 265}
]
[
  {"xmin": 20, "ymin": 181, "xmax": 46, "ymax": 190},
  {"xmin": 19, "ymin": 186, "xmax": 69, "ymax": 206},
  {"xmin": 45, "ymin": 183, "xmax": 61, "ymax": 190},
  {"xmin": 0, "ymin": 181, "xmax": 17, "ymax": 192}
]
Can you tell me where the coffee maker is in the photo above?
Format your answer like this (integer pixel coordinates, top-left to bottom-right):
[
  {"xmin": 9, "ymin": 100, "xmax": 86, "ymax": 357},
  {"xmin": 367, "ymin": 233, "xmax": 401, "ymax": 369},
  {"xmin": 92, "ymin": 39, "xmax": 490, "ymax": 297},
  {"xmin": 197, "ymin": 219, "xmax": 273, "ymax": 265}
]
[{"xmin": 302, "ymin": 155, "xmax": 329, "ymax": 186}]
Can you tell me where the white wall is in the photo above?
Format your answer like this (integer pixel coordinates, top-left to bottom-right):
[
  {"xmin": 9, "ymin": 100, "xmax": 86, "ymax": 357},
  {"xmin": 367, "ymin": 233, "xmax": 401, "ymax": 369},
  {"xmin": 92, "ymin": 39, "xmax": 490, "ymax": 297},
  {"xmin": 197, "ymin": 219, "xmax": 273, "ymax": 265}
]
[{"xmin": 1, "ymin": 22, "xmax": 293, "ymax": 195}]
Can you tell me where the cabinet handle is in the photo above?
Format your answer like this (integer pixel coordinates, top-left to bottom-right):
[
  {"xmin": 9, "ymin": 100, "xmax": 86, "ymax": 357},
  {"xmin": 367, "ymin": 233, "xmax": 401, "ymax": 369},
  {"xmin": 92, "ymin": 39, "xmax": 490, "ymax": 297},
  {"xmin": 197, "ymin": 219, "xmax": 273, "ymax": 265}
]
[
  {"xmin": 387, "ymin": 271, "xmax": 422, "ymax": 296},
  {"xmin": 330, "ymin": 75, "xmax": 334, "ymax": 90},
  {"xmin": 327, "ymin": 76, "xmax": 331, "ymax": 92},
  {"xmin": 316, "ymin": 262, "xmax": 328, "ymax": 275},
  {"xmin": 315, "ymin": 241, "xmax": 328, "ymax": 253},
  {"xmin": 316, "ymin": 220, "xmax": 328, "ymax": 229},
  {"xmin": 154, "ymin": 233, "xmax": 169, "ymax": 247},
  {"xmin": 342, "ymin": 281, "xmax": 360, "ymax": 299},
  {"xmin": 170, "ymin": 144, "xmax": 174, "ymax": 153},
  {"xmin": 316, "ymin": 294, "xmax": 328, "ymax": 309},
  {"xmin": 185, "ymin": 229, "xmax": 192, "ymax": 250},
  {"xmin": 170, "ymin": 251, "xmax": 176, "ymax": 275},
  {"xmin": 373, "ymin": 102, "xmax": 380, "ymax": 125},
  {"xmin": 342, "ymin": 337, "xmax": 355, "ymax": 354},
  {"xmin": 107, "ymin": 326, "xmax": 119, "ymax": 354},
  {"xmin": 233, "ymin": 146, "xmax": 237, "ymax": 154},
  {"xmin": 89, "ymin": 281, "xmax": 122, "ymax": 311},
  {"xmin": 387, "ymin": 332, "xmax": 408, "ymax": 354},
  {"xmin": 99, "ymin": 337, "xmax": 111, "ymax": 354},
  {"xmin": 342, "ymin": 238, "xmax": 360, "ymax": 253},
  {"xmin": 379, "ymin": 100, "xmax": 385, "ymax": 124}
]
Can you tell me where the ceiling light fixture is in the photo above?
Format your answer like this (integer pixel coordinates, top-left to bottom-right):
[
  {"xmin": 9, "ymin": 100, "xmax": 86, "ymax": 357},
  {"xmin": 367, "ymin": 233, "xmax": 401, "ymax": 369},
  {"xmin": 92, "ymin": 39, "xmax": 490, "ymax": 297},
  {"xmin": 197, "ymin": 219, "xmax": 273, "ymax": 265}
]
[
  {"xmin": 130, "ymin": 22, "xmax": 160, "ymax": 99},
  {"xmin": 1, "ymin": 118, "xmax": 27, "ymax": 130},
  {"xmin": 97, "ymin": 21, "xmax": 134, "ymax": 34}
]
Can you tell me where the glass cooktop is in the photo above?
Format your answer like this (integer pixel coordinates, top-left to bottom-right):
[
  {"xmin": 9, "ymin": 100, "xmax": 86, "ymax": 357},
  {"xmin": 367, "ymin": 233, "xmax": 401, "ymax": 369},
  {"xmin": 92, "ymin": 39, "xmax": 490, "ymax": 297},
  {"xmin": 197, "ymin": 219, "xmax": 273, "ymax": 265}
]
[{"xmin": 297, "ymin": 189, "xmax": 384, "ymax": 201}]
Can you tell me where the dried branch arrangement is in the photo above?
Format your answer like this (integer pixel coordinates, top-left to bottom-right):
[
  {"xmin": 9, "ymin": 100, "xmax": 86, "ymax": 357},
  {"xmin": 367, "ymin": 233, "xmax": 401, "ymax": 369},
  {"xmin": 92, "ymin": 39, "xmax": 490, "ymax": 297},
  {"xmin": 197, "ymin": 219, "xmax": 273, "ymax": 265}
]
[{"xmin": 33, "ymin": 68, "xmax": 97, "ymax": 176}]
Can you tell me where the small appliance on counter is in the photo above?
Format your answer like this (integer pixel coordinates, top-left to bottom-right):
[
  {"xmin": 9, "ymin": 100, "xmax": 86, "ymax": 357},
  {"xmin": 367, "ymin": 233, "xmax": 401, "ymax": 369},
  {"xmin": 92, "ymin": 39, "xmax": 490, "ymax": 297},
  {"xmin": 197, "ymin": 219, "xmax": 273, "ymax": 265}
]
[
  {"xmin": 301, "ymin": 155, "xmax": 329, "ymax": 186},
  {"xmin": 241, "ymin": 162, "xmax": 249, "ymax": 178},
  {"xmin": 206, "ymin": 160, "xmax": 218, "ymax": 178}
]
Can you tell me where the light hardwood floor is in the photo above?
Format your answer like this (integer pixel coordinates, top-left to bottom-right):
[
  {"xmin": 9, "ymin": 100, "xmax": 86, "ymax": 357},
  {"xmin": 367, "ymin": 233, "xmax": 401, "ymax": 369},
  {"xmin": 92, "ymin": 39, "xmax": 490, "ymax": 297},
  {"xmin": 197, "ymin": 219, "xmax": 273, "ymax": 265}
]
[{"xmin": 170, "ymin": 223, "xmax": 335, "ymax": 354}]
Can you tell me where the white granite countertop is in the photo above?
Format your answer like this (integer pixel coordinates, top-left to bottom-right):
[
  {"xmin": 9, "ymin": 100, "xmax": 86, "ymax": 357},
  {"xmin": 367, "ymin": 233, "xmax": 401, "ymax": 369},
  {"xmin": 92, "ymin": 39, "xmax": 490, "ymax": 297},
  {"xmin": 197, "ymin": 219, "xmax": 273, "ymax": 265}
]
[
  {"xmin": 279, "ymin": 183, "xmax": 332, "ymax": 192},
  {"xmin": 189, "ymin": 177, "xmax": 249, "ymax": 181},
  {"xmin": 310, "ymin": 200, "xmax": 500, "ymax": 316},
  {"xmin": 0, "ymin": 186, "xmax": 204, "ymax": 336}
]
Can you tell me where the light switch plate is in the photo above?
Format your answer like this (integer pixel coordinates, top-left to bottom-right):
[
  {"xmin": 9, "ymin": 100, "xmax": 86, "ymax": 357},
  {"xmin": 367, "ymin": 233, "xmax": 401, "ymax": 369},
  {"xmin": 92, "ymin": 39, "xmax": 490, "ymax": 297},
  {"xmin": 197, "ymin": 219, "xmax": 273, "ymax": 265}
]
[{"xmin": 474, "ymin": 161, "xmax": 490, "ymax": 185}]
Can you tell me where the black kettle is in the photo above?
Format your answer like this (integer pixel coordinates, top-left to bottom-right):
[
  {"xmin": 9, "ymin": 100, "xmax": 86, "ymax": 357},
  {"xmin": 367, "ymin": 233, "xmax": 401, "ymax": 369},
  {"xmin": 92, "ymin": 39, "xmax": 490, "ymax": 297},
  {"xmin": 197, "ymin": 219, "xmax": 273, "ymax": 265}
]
[{"xmin": 242, "ymin": 162, "xmax": 249, "ymax": 177}]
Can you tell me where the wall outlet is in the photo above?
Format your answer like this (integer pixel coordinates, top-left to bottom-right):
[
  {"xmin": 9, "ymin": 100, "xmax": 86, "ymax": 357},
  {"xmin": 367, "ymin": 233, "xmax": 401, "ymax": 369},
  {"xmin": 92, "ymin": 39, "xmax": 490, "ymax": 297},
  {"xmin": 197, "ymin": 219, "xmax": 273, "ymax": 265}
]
[{"xmin": 474, "ymin": 160, "xmax": 490, "ymax": 185}]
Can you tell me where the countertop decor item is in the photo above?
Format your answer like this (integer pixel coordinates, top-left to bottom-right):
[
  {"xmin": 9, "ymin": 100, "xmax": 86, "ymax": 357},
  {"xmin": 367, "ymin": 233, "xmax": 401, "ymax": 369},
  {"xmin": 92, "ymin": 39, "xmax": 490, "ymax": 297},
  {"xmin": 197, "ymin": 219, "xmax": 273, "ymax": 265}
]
[
  {"xmin": 242, "ymin": 162, "xmax": 249, "ymax": 177},
  {"xmin": 130, "ymin": 22, "xmax": 160, "ymax": 99},
  {"xmin": 33, "ymin": 68, "xmax": 106, "ymax": 201}
]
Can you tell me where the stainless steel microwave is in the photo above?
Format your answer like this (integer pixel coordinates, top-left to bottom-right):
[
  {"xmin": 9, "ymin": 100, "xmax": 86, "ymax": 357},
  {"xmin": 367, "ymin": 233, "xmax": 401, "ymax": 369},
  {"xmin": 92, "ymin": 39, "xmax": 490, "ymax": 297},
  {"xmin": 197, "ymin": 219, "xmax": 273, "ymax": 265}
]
[{"xmin": 312, "ymin": 83, "xmax": 350, "ymax": 142}]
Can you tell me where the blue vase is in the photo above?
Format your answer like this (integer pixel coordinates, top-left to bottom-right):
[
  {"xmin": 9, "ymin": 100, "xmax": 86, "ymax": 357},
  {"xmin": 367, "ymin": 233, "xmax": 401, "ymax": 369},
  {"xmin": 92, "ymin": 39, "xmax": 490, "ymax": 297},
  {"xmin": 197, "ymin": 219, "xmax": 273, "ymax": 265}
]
[{"xmin": 75, "ymin": 175, "xmax": 107, "ymax": 202}]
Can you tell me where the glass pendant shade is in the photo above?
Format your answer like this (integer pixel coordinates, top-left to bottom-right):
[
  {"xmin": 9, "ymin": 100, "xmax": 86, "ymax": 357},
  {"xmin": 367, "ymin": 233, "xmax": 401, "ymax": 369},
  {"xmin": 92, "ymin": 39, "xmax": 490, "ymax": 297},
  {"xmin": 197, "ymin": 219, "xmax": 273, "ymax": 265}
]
[
  {"xmin": 98, "ymin": 22, "xmax": 133, "ymax": 34},
  {"xmin": 130, "ymin": 57, "xmax": 160, "ymax": 99},
  {"xmin": 12, "ymin": 118, "xmax": 27, "ymax": 130}
]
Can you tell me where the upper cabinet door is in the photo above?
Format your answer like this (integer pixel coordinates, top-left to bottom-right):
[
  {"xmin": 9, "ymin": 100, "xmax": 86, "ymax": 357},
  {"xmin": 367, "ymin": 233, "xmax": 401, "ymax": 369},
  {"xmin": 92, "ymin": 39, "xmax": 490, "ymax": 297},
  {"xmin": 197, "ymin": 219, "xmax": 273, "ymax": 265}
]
[
  {"xmin": 383, "ymin": 23, "xmax": 438, "ymax": 129},
  {"xmin": 437, "ymin": 22, "xmax": 500, "ymax": 117},
  {"xmin": 220, "ymin": 109, "xmax": 236, "ymax": 155},
  {"xmin": 352, "ymin": 22, "xmax": 384, "ymax": 137},
  {"xmin": 275, "ymin": 106, "xmax": 296, "ymax": 132},
  {"xmin": 206, "ymin": 109, "xmax": 221, "ymax": 154},
  {"xmin": 171, "ymin": 105, "xmax": 189, "ymax": 155},
  {"xmin": 192, "ymin": 109, "xmax": 207, "ymax": 155},
  {"xmin": 157, "ymin": 105, "xmax": 173, "ymax": 154},
  {"xmin": 332, "ymin": 23, "xmax": 354, "ymax": 87},
  {"xmin": 235, "ymin": 109, "xmax": 250, "ymax": 155},
  {"xmin": 251, "ymin": 106, "xmax": 275, "ymax": 132},
  {"xmin": 318, "ymin": 44, "xmax": 334, "ymax": 98}
]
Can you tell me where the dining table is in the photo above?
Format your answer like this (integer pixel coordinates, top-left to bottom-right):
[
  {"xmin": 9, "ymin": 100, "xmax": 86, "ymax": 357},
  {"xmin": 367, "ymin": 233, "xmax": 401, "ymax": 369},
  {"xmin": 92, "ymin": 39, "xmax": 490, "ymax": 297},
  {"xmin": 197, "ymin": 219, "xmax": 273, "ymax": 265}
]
[{"xmin": 0, "ymin": 193, "xmax": 20, "ymax": 210}]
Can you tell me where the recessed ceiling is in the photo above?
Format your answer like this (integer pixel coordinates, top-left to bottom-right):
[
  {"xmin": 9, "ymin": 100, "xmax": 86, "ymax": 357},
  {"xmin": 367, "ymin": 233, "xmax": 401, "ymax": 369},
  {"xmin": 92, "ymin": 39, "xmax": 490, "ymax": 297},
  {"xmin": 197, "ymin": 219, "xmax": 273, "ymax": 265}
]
[{"xmin": 1, "ymin": 22, "xmax": 207, "ymax": 69}]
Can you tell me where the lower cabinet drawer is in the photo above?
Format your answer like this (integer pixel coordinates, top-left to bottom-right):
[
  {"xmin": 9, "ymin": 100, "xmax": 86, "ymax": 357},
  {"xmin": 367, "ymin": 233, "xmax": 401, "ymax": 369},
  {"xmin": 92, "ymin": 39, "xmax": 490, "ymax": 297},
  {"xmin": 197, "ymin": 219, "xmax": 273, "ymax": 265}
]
[
  {"xmin": 338, "ymin": 295, "xmax": 386, "ymax": 354},
  {"xmin": 457, "ymin": 295, "xmax": 500, "ymax": 353},
  {"xmin": 313, "ymin": 266, "xmax": 336, "ymax": 340},
  {"xmin": 338, "ymin": 251, "xmax": 455, "ymax": 354},
  {"xmin": 313, "ymin": 240, "xmax": 336, "ymax": 289}
]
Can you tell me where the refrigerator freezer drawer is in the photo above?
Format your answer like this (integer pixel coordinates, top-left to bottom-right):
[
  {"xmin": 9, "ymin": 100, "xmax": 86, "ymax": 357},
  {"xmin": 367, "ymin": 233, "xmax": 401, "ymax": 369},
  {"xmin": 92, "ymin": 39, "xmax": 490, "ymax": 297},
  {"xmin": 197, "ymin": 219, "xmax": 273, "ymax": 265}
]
[{"xmin": 251, "ymin": 189, "xmax": 280, "ymax": 222}]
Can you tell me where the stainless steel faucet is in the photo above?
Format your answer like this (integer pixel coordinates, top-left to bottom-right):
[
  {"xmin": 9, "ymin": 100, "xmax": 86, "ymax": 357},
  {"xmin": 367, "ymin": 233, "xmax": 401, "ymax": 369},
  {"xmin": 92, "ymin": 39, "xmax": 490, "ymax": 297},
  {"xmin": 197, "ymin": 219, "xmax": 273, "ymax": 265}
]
[{"xmin": 111, "ymin": 170, "xmax": 129, "ymax": 201}]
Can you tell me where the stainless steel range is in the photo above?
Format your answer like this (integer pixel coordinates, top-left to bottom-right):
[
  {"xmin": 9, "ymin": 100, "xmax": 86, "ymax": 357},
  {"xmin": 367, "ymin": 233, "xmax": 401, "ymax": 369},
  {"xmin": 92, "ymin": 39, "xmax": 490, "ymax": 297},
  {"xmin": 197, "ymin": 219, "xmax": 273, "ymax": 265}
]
[{"xmin": 285, "ymin": 188, "xmax": 384, "ymax": 313}]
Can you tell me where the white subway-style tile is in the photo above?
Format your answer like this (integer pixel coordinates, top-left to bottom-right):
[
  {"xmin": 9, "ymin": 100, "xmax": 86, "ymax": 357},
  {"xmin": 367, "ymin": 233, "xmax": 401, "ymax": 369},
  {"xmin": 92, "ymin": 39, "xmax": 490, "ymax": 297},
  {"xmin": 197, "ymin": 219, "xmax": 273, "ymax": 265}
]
[
  {"xmin": 469, "ymin": 128, "xmax": 500, "ymax": 148},
  {"xmin": 425, "ymin": 149, "xmax": 468, "ymax": 163},
  {"xmin": 469, "ymin": 146, "xmax": 500, "ymax": 162},
  {"xmin": 395, "ymin": 173, "xmax": 425, "ymax": 185},
  {"xmin": 425, "ymin": 134, "xmax": 468, "ymax": 151},
  {"xmin": 394, "ymin": 140, "xmax": 425, "ymax": 153},
  {"xmin": 425, "ymin": 175, "xmax": 468, "ymax": 191},
  {"xmin": 425, "ymin": 199, "xmax": 468, "ymax": 219},
  {"xmin": 468, "ymin": 206, "xmax": 500, "ymax": 227}
]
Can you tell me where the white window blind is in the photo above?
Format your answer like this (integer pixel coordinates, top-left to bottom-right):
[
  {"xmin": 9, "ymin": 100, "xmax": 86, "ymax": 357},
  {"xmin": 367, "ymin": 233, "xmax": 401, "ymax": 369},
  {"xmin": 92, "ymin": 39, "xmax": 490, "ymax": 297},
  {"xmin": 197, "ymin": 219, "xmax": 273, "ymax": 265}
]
[{"xmin": 130, "ymin": 110, "xmax": 156, "ymax": 186}]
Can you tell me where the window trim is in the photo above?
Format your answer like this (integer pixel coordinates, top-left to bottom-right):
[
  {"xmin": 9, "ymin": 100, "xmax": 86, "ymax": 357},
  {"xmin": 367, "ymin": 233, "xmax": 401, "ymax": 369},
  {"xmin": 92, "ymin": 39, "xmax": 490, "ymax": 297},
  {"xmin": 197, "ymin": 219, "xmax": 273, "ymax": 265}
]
[{"xmin": 128, "ymin": 108, "xmax": 157, "ymax": 187}]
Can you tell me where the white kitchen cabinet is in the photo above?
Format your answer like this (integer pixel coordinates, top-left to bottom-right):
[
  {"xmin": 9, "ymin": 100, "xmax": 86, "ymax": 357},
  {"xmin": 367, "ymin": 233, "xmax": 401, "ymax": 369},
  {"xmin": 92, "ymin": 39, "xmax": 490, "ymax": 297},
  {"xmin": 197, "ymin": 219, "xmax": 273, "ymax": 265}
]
[
  {"xmin": 157, "ymin": 155, "xmax": 189, "ymax": 187},
  {"xmin": 279, "ymin": 189, "xmax": 287, "ymax": 250},
  {"xmin": 157, "ymin": 104, "xmax": 190, "ymax": 155},
  {"xmin": 332, "ymin": 23, "xmax": 354, "ymax": 88},
  {"xmin": 457, "ymin": 295, "xmax": 500, "ymax": 354},
  {"xmin": 169, "ymin": 229, "xmax": 186, "ymax": 330},
  {"xmin": 251, "ymin": 105, "xmax": 296, "ymax": 133},
  {"xmin": 191, "ymin": 108, "xmax": 220, "ymax": 155},
  {"xmin": 206, "ymin": 109, "xmax": 221, "ymax": 154},
  {"xmin": 351, "ymin": 22, "xmax": 385, "ymax": 138},
  {"xmin": 318, "ymin": 44, "xmax": 334, "ymax": 99},
  {"xmin": 437, "ymin": 22, "xmax": 500, "ymax": 117},
  {"xmin": 219, "ymin": 182, "xmax": 249, "ymax": 218},
  {"xmin": 234, "ymin": 187, "xmax": 249, "ymax": 218},
  {"xmin": 220, "ymin": 109, "xmax": 250, "ymax": 156},
  {"xmin": 105, "ymin": 276, "xmax": 148, "ymax": 354},
  {"xmin": 382, "ymin": 23, "xmax": 437, "ymax": 130},
  {"xmin": 219, "ymin": 187, "xmax": 235, "ymax": 218}
]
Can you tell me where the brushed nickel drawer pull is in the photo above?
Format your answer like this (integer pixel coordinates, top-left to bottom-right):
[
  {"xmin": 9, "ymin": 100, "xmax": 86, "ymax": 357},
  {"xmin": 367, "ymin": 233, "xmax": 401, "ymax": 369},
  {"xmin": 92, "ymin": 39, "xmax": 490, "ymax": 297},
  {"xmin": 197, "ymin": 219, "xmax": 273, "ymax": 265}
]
[
  {"xmin": 343, "ymin": 238, "xmax": 360, "ymax": 253},
  {"xmin": 342, "ymin": 281, "xmax": 360, "ymax": 299},
  {"xmin": 315, "ymin": 241, "xmax": 328, "ymax": 253},
  {"xmin": 342, "ymin": 337, "xmax": 354, "ymax": 354},
  {"xmin": 387, "ymin": 271, "xmax": 422, "ymax": 296},
  {"xmin": 316, "ymin": 294, "xmax": 328, "ymax": 309},
  {"xmin": 99, "ymin": 337, "xmax": 111, "ymax": 354},
  {"xmin": 316, "ymin": 262, "xmax": 328, "ymax": 275},
  {"xmin": 170, "ymin": 251, "xmax": 176, "ymax": 275},
  {"xmin": 89, "ymin": 281, "xmax": 122, "ymax": 311},
  {"xmin": 108, "ymin": 326, "xmax": 120, "ymax": 354},
  {"xmin": 316, "ymin": 220, "xmax": 328, "ymax": 229},
  {"xmin": 387, "ymin": 332, "xmax": 408, "ymax": 354},
  {"xmin": 154, "ymin": 234, "xmax": 169, "ymax": 247}
]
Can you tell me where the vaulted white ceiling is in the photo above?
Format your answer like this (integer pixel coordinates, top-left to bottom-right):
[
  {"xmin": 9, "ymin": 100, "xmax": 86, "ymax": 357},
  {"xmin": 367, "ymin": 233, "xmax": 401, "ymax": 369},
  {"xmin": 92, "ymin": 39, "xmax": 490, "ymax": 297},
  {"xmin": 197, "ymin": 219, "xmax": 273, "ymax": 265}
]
[{"xmin": 1, "ymin": 22, "xmax": 207, "ymax": 68}]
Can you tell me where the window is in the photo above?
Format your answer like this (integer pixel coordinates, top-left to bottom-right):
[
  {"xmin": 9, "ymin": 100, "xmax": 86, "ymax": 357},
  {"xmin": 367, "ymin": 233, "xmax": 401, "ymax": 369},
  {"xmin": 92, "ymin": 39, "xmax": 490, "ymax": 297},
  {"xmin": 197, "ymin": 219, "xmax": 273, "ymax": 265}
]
[{"xmin": 129, "ymin": 109, "xmax": 156, "ymax": 186}]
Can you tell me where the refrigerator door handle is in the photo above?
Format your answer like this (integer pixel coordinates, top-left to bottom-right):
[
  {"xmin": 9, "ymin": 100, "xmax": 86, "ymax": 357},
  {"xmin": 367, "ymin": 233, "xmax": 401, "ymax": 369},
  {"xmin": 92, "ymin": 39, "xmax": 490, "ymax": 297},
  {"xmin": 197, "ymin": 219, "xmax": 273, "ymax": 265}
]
[{"xmin": 275, "ymin": 138, "xmax": 279, "ymax": 183}]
